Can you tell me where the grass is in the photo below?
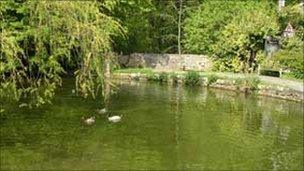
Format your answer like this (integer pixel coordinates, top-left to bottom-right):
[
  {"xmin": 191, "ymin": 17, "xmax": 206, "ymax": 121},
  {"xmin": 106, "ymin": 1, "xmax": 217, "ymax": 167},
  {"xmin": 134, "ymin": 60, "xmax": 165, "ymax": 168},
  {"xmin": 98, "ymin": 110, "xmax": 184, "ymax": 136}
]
[
  {"xmin": 113, "ymin": 68, "xmax": 299, "ymax": 90},
  {"xmin": 146, "ymin": 72, "xmax": 169, "ymax": 82},
  {"xmin": 185, "ymin": 71, "xmax": 200, "ymax": 86},
  {"xmin": 170, "ymin": 72, "xmax": 179, "ymax": 84},
  {"xmin": 281, "ymin": 73, "xmax": 304, "ymax": 82},
  {"xmin": 234, "ymin": 75, "xmax": 261, "ymax": 91},
  {"xmin": 206, "ymin": 74, "xmax": 219, "ymax": 86},
  {"xmin": 114, "ymin": 68, "xmax": 153, "ymax": 74}
]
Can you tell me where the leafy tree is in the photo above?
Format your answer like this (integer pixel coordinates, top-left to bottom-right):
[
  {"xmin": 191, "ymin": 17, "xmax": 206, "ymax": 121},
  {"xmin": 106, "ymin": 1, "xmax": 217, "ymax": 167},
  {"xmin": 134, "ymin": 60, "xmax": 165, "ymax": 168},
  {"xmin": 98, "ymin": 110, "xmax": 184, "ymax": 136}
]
[
  {"xmin": 184, "ymin": 1, "xmax": 280, "ymax": 73},
  {"xmin": 183, "ymin": 0, "xmax": 241, "ymax": 55},
  {"xmin": 278, "ymin": 2, "xmax": 304, "ymax": 37},
  {"xmin": 274, "ymin": 36, "xmax": 304, "ymax": 79},
  {"xmin": 110, "ymin": 0, "xmax": 155, "ymax": 54},
  {"xmin": 214, "ymin": 2, "xmax": 279, "ymax": 73},
  {"xmin": 112, "ymin": 0, "xmax": 201, "ymax": 54},
  {"xmin": 276, "ymin": 2, "xmax": 303, "ymax": 79},
  {"xmin": 0, "ymin": 0, "xmax": 121, "ymax": 107}
]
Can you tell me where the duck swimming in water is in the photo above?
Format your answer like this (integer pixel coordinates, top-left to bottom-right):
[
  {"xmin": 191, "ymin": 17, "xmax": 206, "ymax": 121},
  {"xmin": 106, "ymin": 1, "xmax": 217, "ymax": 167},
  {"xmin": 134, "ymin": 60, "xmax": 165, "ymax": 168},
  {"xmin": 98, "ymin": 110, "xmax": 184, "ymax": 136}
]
[
  {"xmin": 96, "ymin": 108, "xmax": 107, "ymax": 115},
  {"xmin": 82, "ymin": 116, "xmax": 95, "ymax": 125},
  {"xmin": 108, "ymin": 115, "xmax": 122, "ymax": 123}
]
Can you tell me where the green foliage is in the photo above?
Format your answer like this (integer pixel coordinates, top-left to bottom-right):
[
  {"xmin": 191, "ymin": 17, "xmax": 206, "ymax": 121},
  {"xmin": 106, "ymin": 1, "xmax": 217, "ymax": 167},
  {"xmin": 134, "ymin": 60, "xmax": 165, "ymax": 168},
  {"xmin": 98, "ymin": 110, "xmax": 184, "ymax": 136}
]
[
  {"xmin": 184, "ymin": 1, "xmax": 241, "ymax": 55},
  {"xmin": 115, "ymin": 68, "xmax": 153, "ymax": 74},
  {"xmin": 245, "ymin": 76, "xmax": 261, "ymax": 91},
  {"xmin": 278, "ymin": 3, "xmax": 304, "ymax": 38},
  {"xmin": 159, "ymin": 72, "xmax": 169, "ymax": 82},
  {"xmin": 146, "ymin": 72, "xmax": 168, "ymax": 82},
  {"xmin": 274, "ymin": 36, "xmax": 304, "ymax": 79},
  {"xmin": 1, "ymin": 0, "xmax": 303, "ymax": 108},
  {"xmin": 206, "ymin": 74, "xmax": 219, "ymax": 86},
  {"xmin": 184, "ymin": 71, "xmax": 200, "ymax": 86},
  {"xmin": 184, "ymin": 1, "xmax": 281, "ymax": 73},
  {"xmin": 146, "ymin": 73, "xmax": 159, "ymax": 82},
  {"xmin": 170, "ymin": 72, "xmax": 179, "ymax": 84},
  {"xmin": 111, "ymin": 0, "xmax": 155, "ymax": 53},
  {"xmin": 0, "ymin": 0, "xmax": 122, "ymax": 107},
  {"xmin": 235, "ymin": 76, "xmax": 261, "ymax": 91},
  {"xmin": 214, "ymin": 1, "xmax": 279, "ymax": 73},
  {"xmin": 112, "ymin": 0, "xmax": 200, "ymax": 54}
]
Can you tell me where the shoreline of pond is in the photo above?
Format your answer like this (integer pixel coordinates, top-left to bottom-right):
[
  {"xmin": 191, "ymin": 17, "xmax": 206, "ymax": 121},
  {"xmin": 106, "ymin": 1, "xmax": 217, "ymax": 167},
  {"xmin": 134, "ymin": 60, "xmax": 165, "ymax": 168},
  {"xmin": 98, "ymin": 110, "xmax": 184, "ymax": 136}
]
[{"xmin": 112, "ymin": 72, "xmax": 304, "ymax": 102}]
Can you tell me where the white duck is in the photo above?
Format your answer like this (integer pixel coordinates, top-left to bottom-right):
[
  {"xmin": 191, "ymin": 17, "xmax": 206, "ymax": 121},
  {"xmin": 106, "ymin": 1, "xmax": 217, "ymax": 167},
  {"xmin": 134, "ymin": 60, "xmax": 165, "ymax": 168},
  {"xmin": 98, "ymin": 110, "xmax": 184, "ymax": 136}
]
[
  {"xmin": 96, "ymin": 108, "xmax": 107, "ymax": 115},
  {"xmin": 108, "ymin": 115, "xmax": 122, "ymax": 123},
  {"xmin": 83, "ymin": 116, "xmax": 95, "ymax": 125}
]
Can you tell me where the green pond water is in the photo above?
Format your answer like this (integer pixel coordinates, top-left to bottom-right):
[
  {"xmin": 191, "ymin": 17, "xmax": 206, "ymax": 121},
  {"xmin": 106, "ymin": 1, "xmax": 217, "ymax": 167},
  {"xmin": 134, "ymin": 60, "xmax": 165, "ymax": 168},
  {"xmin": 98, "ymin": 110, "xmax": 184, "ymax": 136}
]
[{"xmin": 1, "ymin": 79, "xmax": 303, "ymax": 170}]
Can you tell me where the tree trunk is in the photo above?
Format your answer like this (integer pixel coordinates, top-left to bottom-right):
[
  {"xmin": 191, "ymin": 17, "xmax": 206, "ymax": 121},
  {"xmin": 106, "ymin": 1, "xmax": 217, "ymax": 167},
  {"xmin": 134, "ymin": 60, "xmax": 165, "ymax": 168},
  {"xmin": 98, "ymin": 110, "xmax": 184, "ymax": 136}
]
[
  {"xmin": 178, "ymin": 0, "xmax": 182, "ymax": 55},
  {"xmin": 104, "ymin": 54, "xmax": 111, "ymax": 79},
  {"xmin": 278, "ymin": 0, "xmax": 285, "ymax": 11},
  {"xmin": 248, "ymin": 50, "xmax": 257, "ymax": 72}
]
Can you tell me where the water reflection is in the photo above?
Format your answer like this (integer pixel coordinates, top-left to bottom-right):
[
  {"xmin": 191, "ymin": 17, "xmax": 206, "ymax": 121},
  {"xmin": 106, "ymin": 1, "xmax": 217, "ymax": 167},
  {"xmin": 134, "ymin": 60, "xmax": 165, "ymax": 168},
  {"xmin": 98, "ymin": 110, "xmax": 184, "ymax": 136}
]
[{"xmin": 1, "ymin": 80, "xmax": 303, "ymax": 170}]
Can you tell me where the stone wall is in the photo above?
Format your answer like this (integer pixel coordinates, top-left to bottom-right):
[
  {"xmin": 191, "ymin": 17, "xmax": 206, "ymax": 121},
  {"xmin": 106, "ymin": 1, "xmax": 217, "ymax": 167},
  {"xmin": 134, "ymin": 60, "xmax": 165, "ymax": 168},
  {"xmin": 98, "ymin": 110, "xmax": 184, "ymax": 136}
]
[{"xmin": 118, "ymin": 53, "xmax": 211, "ymax": 71}]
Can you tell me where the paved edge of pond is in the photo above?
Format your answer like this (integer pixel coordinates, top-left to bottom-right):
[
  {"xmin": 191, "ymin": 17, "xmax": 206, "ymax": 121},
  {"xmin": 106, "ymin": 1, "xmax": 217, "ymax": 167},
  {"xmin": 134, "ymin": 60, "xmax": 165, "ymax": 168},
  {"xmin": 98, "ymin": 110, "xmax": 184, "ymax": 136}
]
[{"xmin": 111, "ymin": 72, "xmax": 304, "ymax": 102}]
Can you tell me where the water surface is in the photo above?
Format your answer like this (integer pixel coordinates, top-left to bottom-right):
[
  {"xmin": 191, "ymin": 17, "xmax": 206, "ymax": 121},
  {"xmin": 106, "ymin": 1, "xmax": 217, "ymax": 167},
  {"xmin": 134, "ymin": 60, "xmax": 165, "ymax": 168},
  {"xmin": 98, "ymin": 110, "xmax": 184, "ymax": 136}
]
[{"xmin": 1, "ymin": 80, "xmax": 303, "ymax": 170}]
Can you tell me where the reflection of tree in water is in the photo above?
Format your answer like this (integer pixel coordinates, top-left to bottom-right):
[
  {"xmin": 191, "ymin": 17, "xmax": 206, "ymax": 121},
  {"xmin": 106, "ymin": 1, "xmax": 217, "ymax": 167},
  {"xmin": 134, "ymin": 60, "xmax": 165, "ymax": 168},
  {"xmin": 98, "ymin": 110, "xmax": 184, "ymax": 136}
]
[
  {"xmin": 103, "ymin": 79, "xmax": 111, "ymax": 110},
  {"xmin": 255, "ymin": 97, "xmax": 302, "ymax": 170},
  {"xmin": 168, "ymin": 84, "xmax": 183, "ymax": 168},
  {"xmin": 243, "ymin": 110, "xmax": 262, "ymax": 133},
  {"xmin": 170, "ymin": 85, "xmax": 182, "ymax": 145}
]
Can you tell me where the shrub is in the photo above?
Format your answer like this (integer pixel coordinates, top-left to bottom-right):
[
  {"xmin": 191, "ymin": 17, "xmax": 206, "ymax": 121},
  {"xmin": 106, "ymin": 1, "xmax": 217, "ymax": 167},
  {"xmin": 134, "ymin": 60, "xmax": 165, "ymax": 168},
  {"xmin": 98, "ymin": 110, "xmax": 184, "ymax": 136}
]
[
  {"xmin": 185, "ymin": 71, "xmax": 200, "ymax": 86},
  {"xmin": 243, "ymin": 76, "xmax": 261, "ymax": 91},
  {"xmin": 246, "ymin": 77, "xmax": 261, "ymax": 90},
  {"xmin": 234, "ymin": 78, "xmax": 243, "ymax": 90},
  {"xmin": 159, "ymin": 72, "xmax": 168, "ymax": 82},
  {"xmin": 274, "ymin": 36, "xmax": 304, "ymax": 79},
  {"xmin": 170, "ymin": 73, "xmax": 179, "ymax": 84},
  {"xmin": 206, "ymin": 74, "xmax": 219, "ymax": 86},
  {"xmin": 234, "ymin": 76, "xmax": 261, "ymax": 92},
  {"xmin": 146, "ymin": 72, "xmax": 168, "ymax": 82},
  {"xmin": 146, "ymin": 73, "xmax": 159, "ymax": 82}
]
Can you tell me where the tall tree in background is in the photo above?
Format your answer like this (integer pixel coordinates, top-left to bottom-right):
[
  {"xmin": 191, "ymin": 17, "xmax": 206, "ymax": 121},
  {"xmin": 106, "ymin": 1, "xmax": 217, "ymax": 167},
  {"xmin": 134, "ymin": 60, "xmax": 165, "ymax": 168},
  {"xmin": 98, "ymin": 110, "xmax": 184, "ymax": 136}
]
[
  {"xmin": 214, "ymin": 2, "xmax": 279, "ymax": 73},
  {"xmin": 184, "ymin": 1, "xmax": 280, "ymax": 73},
  {"xmin": 112, "ymin": 0, "xmax": 201, "ymax": 54},
  {"xmin": 178, "ymin": 0, "xmax": 183, "ymax": 55}
]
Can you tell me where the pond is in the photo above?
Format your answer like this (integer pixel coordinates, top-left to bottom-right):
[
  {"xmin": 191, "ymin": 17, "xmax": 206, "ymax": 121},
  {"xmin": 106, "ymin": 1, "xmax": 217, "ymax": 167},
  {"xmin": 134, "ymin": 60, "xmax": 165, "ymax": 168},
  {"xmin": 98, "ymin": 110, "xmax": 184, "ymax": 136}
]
[{"xmin": 1, "ymin": 79, "xmax": 303, "ymax": 170}]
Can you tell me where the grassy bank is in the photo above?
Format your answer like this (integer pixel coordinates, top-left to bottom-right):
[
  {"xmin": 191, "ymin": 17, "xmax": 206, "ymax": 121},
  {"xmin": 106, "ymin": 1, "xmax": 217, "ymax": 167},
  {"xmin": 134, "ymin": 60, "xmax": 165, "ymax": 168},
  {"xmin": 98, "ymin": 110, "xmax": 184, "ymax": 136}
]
[{"xmin": 113, "ymin": 68, "xmax": 304, "ymax": 102}]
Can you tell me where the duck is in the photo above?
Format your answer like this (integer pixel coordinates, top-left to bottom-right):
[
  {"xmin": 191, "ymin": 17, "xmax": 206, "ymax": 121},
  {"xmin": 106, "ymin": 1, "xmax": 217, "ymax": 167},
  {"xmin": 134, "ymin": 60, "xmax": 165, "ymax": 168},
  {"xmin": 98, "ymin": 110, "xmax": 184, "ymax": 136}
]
[
  {"xmin": 96, "ymin": 108, "xmax": 107, "ymax": 115},
  {"xmin": 108, "ymin": 115, "xmax": 122, "ymax": 123},
  {"xmin": 82, "ymin": 116, "xmax": 95, "ymax": 125}
]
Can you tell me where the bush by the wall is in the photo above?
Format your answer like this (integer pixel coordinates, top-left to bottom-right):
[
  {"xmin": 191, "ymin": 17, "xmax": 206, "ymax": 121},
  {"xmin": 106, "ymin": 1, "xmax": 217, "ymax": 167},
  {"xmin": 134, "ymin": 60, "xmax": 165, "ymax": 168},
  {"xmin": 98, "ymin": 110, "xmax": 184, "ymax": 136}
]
[
  {"xmin": 147, "ymin": 73, "xmax": 159, "ymax": 82},
  {"xmin": 146, "ymin": 72, "xmax": 168, "ymax": 83},
  {"xmin": 234, "ymin": 76, "xmax": 261, "ymax": 92},
  {"xmin": 185, "ymin": 71, "xmax": 201, "ymax": 86},
  {"xmin": 159, "ymin": 72, "xmax": 169, "ymax": 82},
  {"xmin": 170, "ymin": 73, "xmax": 179, "ymax": 84}
]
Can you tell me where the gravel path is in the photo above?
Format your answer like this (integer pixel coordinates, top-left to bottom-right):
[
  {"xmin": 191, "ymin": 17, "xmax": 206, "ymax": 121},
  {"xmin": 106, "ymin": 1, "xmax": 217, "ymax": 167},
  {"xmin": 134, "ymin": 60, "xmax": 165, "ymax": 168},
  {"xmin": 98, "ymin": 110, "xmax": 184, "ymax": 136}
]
[
  {"xmin": 116, "ymin": 69, "xmax": 304, "ymax": 92},
  {"xmin": 259, "ymin": 76, "xmax": 303, "ymax": 92},
  {"xmin": 214, "ymin": 72, "xmax": 303, "ymax": 92}
]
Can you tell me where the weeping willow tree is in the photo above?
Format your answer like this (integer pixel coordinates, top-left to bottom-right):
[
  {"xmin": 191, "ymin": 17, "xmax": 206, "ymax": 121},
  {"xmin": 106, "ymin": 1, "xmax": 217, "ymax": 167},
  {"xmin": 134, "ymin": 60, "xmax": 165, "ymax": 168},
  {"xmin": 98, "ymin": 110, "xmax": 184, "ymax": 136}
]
[{"xmin": 0, "ymin": 1, "xmax": 121, "ymax": 108}]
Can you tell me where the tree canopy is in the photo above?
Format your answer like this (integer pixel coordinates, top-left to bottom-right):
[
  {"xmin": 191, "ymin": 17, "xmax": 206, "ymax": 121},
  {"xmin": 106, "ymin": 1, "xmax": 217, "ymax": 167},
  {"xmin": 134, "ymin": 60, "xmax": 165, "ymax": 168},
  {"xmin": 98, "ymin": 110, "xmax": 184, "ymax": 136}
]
[{"xmin": 1, "ymin": 0, "xmax": 121, "ymax": 107}]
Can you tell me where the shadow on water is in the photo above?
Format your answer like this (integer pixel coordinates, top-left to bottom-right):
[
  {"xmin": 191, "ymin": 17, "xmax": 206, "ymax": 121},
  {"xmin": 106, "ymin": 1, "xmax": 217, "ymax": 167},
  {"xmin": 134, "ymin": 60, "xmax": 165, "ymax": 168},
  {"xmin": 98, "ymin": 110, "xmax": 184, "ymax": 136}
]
[{"xmin": 1, "ymin": 79, "xmax": 303, "ymax": 170}]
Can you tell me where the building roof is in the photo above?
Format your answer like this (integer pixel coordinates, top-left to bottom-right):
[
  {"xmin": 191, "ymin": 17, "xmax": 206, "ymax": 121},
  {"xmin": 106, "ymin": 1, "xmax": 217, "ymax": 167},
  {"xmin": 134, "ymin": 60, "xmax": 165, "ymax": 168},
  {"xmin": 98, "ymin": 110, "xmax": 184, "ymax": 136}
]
[{"xmin": 284, "ymin": 23, "xmax": 294, "ymax": 33}]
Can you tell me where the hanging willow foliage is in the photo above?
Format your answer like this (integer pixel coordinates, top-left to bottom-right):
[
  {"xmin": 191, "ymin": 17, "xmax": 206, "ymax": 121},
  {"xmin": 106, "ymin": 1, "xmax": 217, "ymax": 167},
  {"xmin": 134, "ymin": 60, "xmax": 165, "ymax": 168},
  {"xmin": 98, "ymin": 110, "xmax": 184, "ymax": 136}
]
[{"xmin": 0, "ymin": 0, "xmax": 122, "ymax": 108}]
